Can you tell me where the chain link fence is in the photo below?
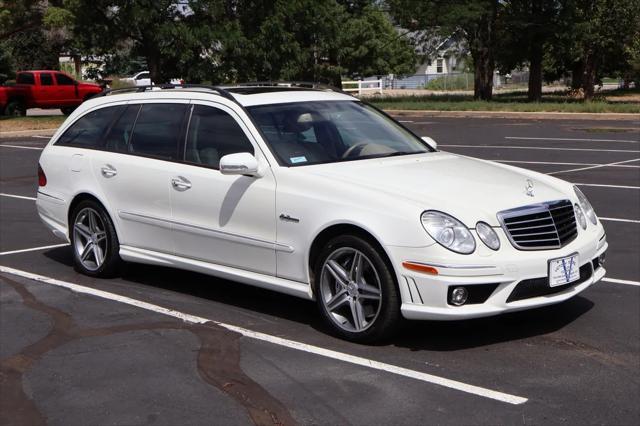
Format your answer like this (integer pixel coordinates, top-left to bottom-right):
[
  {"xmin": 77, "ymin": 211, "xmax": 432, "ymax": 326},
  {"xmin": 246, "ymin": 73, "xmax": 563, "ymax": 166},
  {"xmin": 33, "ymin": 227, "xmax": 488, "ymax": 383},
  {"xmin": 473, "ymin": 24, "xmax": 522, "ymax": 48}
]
[{"xmin": 362, "ymin": 71, "xmax": 531, "ymax": 91}]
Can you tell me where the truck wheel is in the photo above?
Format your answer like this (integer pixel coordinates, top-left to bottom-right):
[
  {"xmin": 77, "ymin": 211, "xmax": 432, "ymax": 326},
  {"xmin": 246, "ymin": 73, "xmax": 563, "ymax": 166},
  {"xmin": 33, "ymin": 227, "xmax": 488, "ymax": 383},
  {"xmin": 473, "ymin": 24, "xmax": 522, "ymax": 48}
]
[
  {"xmin": 4, "ymin": 101, "xmax": 26, "ymax": 116},
  {"xmin": 61, "ymin": 107, "xmax": 77, "ymax": 115}
]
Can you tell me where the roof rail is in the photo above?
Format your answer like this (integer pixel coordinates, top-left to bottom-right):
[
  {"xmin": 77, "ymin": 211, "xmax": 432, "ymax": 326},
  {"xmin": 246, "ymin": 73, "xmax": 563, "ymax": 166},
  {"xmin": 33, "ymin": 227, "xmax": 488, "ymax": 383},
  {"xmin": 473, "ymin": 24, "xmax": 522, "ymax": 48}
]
[
  {"xmin": 97, "ymin": 84, "xmax": 236, "ymax": 101},
  {"xmin": 235, "ymin": 81, "xmax": 352, "ymax": 96}
]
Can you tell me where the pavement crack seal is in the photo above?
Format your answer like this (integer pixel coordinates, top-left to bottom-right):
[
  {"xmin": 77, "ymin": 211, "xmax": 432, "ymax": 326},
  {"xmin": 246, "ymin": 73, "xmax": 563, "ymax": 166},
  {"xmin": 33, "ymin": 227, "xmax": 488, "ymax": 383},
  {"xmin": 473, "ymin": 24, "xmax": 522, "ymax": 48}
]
[{"xmin": 0, "ymin": 275, "xmax": 296, "ymax": 426}]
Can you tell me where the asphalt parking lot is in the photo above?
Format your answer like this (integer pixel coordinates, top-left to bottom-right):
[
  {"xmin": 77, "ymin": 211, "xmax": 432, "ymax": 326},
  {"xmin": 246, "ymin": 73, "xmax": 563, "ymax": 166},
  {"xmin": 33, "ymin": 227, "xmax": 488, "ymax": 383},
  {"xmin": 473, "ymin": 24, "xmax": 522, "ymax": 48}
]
[{"xmin": 1, "ymin": 116, "xmax": 639, "ymax": 425}]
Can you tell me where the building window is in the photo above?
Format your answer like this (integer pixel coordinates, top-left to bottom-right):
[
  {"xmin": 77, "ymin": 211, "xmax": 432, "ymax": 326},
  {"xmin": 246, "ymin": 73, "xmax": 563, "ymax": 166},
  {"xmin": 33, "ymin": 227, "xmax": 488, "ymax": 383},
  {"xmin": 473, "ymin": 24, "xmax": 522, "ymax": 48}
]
[{"xmin": 436, "ymin": 58, "xmax": 444, "ymax": 73}]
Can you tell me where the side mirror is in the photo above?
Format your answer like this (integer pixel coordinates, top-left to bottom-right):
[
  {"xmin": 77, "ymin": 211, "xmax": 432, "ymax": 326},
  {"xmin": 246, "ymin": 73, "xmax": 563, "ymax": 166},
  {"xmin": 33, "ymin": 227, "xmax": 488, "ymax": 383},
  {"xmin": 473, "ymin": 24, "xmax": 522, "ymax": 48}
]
[
  {"xmin": 422, "ymin": 136, "xmax": 438, "ymax": 150},
  {"xmin": 219, "ymin": 152, "xmax": 261, "ymax": 177}
]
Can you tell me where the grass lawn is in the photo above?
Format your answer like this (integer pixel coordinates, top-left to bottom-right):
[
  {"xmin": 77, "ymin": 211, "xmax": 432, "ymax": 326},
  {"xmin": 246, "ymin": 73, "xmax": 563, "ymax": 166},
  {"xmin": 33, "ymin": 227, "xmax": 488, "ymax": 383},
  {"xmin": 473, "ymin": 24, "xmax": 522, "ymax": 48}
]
[
  {"xmin": 370, "ymin": 89, "xmax": 640, "ymax": 114},
  {"xmin": 0, "ymin": 115, "xmax": 66, "ymax": 132}
]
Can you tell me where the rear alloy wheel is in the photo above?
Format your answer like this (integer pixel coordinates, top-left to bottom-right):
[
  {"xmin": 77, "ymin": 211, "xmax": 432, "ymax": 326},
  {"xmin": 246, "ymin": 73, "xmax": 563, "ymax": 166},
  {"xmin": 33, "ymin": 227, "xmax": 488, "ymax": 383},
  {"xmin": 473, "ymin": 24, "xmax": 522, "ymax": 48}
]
[
  {"xmin": 4, "ymin": 101, "xmax": 26, "ymax": 116},
  {"xmin": 314, "ymin": 235, "xmax": 400, "ymax": 343},
  {"xmin": 71, "ymin": 201, "xmax": 120, "ymax": 277}
]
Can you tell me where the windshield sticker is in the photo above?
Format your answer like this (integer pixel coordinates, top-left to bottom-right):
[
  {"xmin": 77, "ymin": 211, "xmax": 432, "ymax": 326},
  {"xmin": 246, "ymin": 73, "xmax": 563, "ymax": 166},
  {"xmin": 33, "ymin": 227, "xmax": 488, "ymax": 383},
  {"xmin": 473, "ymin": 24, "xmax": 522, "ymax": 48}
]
[{"xmin": 290, "ymin": 156, "xmax": 307, "ymax": 164}]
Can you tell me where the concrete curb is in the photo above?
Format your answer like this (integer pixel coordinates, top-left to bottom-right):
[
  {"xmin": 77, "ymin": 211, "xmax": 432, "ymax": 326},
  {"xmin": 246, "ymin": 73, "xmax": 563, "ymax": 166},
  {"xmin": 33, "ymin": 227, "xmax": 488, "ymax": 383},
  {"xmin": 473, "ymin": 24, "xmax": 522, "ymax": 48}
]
[
  {"xmin": 0, "ymin": 128, "xmax": 58, "ymax": 138},
  {"xmin": 385, "ymin": 109, "xmax": 640, "ymax": 121}
]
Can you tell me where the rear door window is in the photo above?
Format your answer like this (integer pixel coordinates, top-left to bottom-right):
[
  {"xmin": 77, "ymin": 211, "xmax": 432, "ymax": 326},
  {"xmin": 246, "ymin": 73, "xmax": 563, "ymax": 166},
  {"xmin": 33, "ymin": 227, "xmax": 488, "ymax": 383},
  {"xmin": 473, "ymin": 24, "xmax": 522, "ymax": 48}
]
[
  {"xmin": 127, "ymin": 103, "xmax": 187, "ymax": 160},
  {"xmin": 16, "ymin": 73, "xmax": 35, "ymax": 84},
  {"xmin": 55, "ymin": 106, "xmax": 122, "ymax": 148},
  {"xmin": 40, "ymin": 73, "xmax": 53, "ymax": 85},
  {"xmin": 55, "ymin": 73, "xmax": 75, "ymax": 85}
]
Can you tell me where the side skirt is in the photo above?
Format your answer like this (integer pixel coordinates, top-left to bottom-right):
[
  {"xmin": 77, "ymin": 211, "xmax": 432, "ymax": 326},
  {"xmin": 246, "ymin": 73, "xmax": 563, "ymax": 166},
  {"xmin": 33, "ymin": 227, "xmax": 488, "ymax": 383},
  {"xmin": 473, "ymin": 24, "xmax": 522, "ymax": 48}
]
[{"xmin": 119, "ymin": 245, "xmax": 314, "ymax": 300}]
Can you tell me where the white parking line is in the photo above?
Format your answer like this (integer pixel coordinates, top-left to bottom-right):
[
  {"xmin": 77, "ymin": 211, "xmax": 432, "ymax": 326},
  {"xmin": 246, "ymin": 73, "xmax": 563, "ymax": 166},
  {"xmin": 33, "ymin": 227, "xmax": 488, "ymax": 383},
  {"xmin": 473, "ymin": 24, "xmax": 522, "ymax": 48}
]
[
  {"xmin": 0, "ymin": 264, "xmax": 527, "ymax": 405},
  {"xmin": 505, "ymin": 136, "xmax": 640, "ymax": 144},
  {"xmin": 599, "ymin": 217, "xmax": 640, "ymax": 224},
  {"xmin": 0, "ymin": 243, "xmax": 68, "ymax": 256},
  {"xmin": 576, "ymin": 183, "xmax": 640, "ymax": 190},
  {"xmin": 0, "ymin": 144, "xmax": 43, "ymax": 150},
  {"xmin": 398, "ymin": 120, "xmax": 414, "ymax": 123},
  {"xmin": 0, "ymin": 193, "xmax": 37, "ymax": 201},
  {"xmin": 603, "ymin": 277, "xmax": 640, "ymax": 286},
  {"xmin": 32, "ymin": 135, "xmax": 51, "ymax": 139},
  {"xmin": 441, "ymin": 145, "xmax": 640, "ymax": 153},
  {"xmin": 495, "ymin": 160, "xmax": 640, "ymax": 169},
  {"xmin": 548, "ymin": 158, "xmax": 640, "ymax": 175}
]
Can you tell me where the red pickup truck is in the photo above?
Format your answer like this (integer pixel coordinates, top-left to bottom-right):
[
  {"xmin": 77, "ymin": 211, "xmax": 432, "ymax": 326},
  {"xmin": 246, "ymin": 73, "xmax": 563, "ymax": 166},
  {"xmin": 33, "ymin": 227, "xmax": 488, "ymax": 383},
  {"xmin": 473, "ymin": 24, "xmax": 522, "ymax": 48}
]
[{"xmin": 0, "ymin": 70, "xmax": 103, "ymax": 116}]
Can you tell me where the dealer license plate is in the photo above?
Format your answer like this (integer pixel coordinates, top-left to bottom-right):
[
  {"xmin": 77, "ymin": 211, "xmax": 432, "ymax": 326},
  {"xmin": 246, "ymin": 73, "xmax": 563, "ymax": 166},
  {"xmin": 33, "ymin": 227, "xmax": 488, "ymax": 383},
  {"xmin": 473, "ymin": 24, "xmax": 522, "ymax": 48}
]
[{"xmin": 548, "ymin": 254, "xmax": 580, "ymax": 287}]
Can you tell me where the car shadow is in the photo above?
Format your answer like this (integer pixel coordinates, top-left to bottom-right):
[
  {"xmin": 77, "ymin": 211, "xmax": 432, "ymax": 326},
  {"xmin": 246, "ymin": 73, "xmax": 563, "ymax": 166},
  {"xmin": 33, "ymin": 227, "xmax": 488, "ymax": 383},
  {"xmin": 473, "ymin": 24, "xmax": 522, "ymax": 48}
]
[
  {"xmin": 392, "ymin": 297, "xmax": 594, "ymax": 351},
  {"xmin": 44, "ymin": 246, "xmax": 595, "ymax": 351},
  {"xmin": 44, "ymin": 247, "xmax": 321, "ymax": 328}
]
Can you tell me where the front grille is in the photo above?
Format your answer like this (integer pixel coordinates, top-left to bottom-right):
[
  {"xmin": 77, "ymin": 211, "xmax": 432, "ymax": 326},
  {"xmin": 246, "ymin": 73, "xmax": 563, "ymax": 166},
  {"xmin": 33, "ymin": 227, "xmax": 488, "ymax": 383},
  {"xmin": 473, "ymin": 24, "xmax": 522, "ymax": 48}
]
[
  {"xmin": 506, "ymin": 263, "xmax": 592, "ymax": 302},
  {"xmin": 498, "ymin": 200, "xmax": 578, "ymax": 250}
]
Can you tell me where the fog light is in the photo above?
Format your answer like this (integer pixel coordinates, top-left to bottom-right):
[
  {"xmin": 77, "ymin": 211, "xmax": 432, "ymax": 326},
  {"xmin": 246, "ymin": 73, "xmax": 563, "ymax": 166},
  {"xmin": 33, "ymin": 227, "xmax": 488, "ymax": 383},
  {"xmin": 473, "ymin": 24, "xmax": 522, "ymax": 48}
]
[
  {"xmin": 450, "ymin": 287, "xmax": 468, "ymax": 306},
  {"xmin": 598, "ymin": 252, "xmax": 606, "ymax": 266}
]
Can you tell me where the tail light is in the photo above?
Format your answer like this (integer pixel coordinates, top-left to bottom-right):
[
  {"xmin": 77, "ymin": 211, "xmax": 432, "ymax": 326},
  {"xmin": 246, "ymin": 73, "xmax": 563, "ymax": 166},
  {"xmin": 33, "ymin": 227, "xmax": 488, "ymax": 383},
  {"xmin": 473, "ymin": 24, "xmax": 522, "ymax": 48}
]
[{"xmin": 38, "ymin": 164, "xmax": 47, "ymax": 186}]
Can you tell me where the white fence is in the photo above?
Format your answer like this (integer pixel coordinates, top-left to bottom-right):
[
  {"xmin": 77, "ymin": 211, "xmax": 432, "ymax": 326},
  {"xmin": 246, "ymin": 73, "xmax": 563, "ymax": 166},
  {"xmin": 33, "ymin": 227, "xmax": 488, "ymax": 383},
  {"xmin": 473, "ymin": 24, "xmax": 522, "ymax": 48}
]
[{"xmin": 342, "ymin": 79, "xmax": 383, "ymax": 95}]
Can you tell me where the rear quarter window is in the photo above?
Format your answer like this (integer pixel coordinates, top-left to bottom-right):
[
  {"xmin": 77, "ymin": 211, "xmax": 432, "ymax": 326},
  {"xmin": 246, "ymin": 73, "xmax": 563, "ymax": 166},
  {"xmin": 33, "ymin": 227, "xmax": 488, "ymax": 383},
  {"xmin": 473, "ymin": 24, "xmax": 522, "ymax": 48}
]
[{"xmin": 55, "ymin": 106, "xmax": 122, "ymax": 148}]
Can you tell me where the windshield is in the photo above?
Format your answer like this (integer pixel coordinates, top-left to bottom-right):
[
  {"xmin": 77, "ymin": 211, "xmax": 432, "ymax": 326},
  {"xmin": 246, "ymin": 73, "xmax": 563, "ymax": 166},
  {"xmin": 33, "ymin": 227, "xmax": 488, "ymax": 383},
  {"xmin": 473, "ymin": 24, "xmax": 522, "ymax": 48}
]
[{"xmin": 247, "ymin": 101, "xmax": 432, "ymax": 166}]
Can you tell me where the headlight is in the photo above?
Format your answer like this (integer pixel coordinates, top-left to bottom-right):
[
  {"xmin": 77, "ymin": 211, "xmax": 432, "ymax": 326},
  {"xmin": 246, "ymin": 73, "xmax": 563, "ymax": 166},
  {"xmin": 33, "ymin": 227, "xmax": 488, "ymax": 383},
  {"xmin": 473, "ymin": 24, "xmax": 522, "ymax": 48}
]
[
  {"xmin": 574, "ymin": 186, "xmax": 597, "ymax": 225},
  {"xmin": 421, "ymin": 211, "xmax": 476, "ymax": 254},
  {"xmin": 476, "ymin": 221, "xmax": 500, "ymax": 250},
  {"xmin": 574, "ymin": 204, "xmax": 587, "ymax": 230}
]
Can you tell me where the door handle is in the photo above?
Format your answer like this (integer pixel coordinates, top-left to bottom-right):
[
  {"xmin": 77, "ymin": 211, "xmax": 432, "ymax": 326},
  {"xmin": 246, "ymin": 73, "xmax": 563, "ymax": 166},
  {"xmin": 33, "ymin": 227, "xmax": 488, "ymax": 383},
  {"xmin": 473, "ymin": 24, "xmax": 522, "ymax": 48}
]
[
  {"xmin": 101, "ymin": 165, "xmax": 117, "ymax": 178},
  {"xmin": 171, "ymin": 176, "xmax": 192, "ymax": 191}
]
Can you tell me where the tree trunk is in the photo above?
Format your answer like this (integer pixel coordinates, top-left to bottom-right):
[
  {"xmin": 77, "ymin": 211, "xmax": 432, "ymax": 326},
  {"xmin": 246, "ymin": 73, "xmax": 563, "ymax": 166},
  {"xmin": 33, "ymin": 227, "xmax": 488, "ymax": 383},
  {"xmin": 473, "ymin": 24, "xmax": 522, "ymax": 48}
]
[
  {"xmin": 147, "ymin": 53, "xmax": 161, "ymax": 85},
  {"xmin": 73, "ymin": 55, "xmax": 82, "ymax": 80},
  {"xmin": 570, "ymin": 60, "xmax": 584, "ymax": 90},
  {"xmin": 470, "ymin": 0, "xmax": 498, "ymax": 101},
  {"xmin": 527, "ymin": 43, "xmax": 543, "ymax": 102},
  {"xmin": 473, "ymin": 49, "xmax": 494, "ymax": 100},
  {"xmin": 582, "ymin": 53, "xmax": 597, "ymax": 101}
]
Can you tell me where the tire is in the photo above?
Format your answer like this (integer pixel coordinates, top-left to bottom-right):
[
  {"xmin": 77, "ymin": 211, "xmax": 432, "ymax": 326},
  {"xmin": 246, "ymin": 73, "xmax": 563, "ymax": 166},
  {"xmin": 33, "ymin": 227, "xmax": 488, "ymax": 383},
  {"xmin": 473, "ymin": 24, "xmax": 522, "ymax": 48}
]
[
  {"xmin": 70, "ymin": 200, "xmax": 121, "ymax": 277},
  {"xmin": 61, "ymin": 106, "xmax": 76, "ymax": 115},
  {"xmin": 4, "ymin": 100, "xmax": 26, "ymax": 116},
  {"xmin": 313, "ymin": 234, "xmax": 401, "ymax": 343}
]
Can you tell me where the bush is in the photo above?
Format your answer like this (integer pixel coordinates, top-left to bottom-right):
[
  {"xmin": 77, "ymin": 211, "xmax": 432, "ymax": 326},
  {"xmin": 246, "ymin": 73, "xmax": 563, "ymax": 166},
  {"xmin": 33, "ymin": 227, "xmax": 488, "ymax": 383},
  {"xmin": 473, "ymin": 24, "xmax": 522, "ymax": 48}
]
[
  {"xmin": 425, "ymin": 74, "xmax": 472, "ymax": 91},
  {"xmin": 108, "ymin": 78, "xmax": 135, "ymax": 89}
]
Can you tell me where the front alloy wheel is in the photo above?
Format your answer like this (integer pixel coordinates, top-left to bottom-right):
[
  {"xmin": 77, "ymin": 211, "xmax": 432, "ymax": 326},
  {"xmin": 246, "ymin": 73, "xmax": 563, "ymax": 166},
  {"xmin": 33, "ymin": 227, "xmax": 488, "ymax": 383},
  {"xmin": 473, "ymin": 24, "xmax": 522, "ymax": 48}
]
[
  {"xmin": 320, "ymin": 248, "xmax": 382, "ymax": 332},
  {"xmin": 314, "ymin": 235, "xmax": 400, "ymax": 343}
]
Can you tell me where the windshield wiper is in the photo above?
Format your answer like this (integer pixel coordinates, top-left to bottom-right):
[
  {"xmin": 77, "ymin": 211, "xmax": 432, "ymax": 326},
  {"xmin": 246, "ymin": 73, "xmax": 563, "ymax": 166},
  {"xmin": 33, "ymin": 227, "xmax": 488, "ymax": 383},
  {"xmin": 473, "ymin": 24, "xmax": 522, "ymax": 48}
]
[{"xmin": 367, "ymin": 151, "xmax": 426, "ymax": 159}]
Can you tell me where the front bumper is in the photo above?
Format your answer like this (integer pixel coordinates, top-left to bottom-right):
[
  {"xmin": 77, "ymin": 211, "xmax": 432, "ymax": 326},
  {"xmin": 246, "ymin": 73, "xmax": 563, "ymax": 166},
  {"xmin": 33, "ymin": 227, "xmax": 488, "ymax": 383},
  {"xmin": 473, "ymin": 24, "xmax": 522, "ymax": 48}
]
[{"xmin": 387, "ymin": 227, "xmax": 607, "ymax": 321}]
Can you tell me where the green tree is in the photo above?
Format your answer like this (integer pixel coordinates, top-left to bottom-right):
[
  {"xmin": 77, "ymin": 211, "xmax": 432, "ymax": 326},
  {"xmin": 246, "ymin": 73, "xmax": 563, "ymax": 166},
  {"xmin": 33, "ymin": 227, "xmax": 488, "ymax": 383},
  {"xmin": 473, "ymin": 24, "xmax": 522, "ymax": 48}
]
[
  {"xmin": 497, "ymin": 0, "xmax": 563, "ymax": 101},
  {"xmin": 0, "ymin": 1, "xmax": 75, "ymax": 74},
  {"xmin": 65, "ymin": 0, "xmax": 237, "ymax": 83},
  {"xmin": 230, "ymin": 0, "xmax": 416, "ymax": 87},
  {"xmin": 543, "ymin": 0, "xmax": 639, "ymax": 99},
  {"xmin": 387, "ymin": 0, "xmax": 502, "ymax": 100}
]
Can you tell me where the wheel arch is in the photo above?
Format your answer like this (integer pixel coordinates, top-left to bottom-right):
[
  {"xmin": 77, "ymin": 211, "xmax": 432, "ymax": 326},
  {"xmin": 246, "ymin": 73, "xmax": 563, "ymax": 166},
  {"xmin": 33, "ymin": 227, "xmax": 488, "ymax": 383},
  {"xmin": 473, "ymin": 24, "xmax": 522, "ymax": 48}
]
[
  {"xmin": 307, "ymin": 223, "xmax": 399, "ymax": 291},
  {"xmin": 67, "ymin": 192, "xmax": 120, "ymax": 239}
]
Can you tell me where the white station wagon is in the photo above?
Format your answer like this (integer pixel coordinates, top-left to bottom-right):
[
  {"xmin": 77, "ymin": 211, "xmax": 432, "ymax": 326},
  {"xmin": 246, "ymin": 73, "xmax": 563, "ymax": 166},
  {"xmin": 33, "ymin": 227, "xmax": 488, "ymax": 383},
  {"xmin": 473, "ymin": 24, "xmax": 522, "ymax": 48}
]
[{"xmin": 36, "ymin": 84, "xmax": 607, "ymax": 342}]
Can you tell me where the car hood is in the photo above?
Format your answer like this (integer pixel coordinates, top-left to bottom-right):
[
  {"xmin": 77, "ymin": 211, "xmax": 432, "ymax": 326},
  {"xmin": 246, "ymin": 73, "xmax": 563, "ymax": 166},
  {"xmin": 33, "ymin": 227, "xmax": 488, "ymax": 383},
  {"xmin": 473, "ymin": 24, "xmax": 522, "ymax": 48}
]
[
  {"xmin": 301, "ymin": 152, "xmax": 573, "ymax": 226},
  {"xmin": 79, "ymin": 82, "xmax": 102, "ymax": 90}
]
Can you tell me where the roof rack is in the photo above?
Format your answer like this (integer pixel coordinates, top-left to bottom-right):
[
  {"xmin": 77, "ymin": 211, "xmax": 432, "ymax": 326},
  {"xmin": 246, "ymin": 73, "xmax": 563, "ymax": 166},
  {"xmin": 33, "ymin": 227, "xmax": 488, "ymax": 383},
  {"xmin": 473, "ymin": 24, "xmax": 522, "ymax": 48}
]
[{"xmin": 93, "ymin": 81, "xmax": 356, "ymax": 105}]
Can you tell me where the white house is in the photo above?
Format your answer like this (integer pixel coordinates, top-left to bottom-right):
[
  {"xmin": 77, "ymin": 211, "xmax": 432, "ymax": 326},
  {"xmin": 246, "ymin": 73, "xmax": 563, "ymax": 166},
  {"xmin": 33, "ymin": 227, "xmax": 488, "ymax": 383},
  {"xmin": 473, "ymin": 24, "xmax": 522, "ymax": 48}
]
[{"xmin": 414, "ymin": 33, "xmax": 468, "ymax": 75}]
